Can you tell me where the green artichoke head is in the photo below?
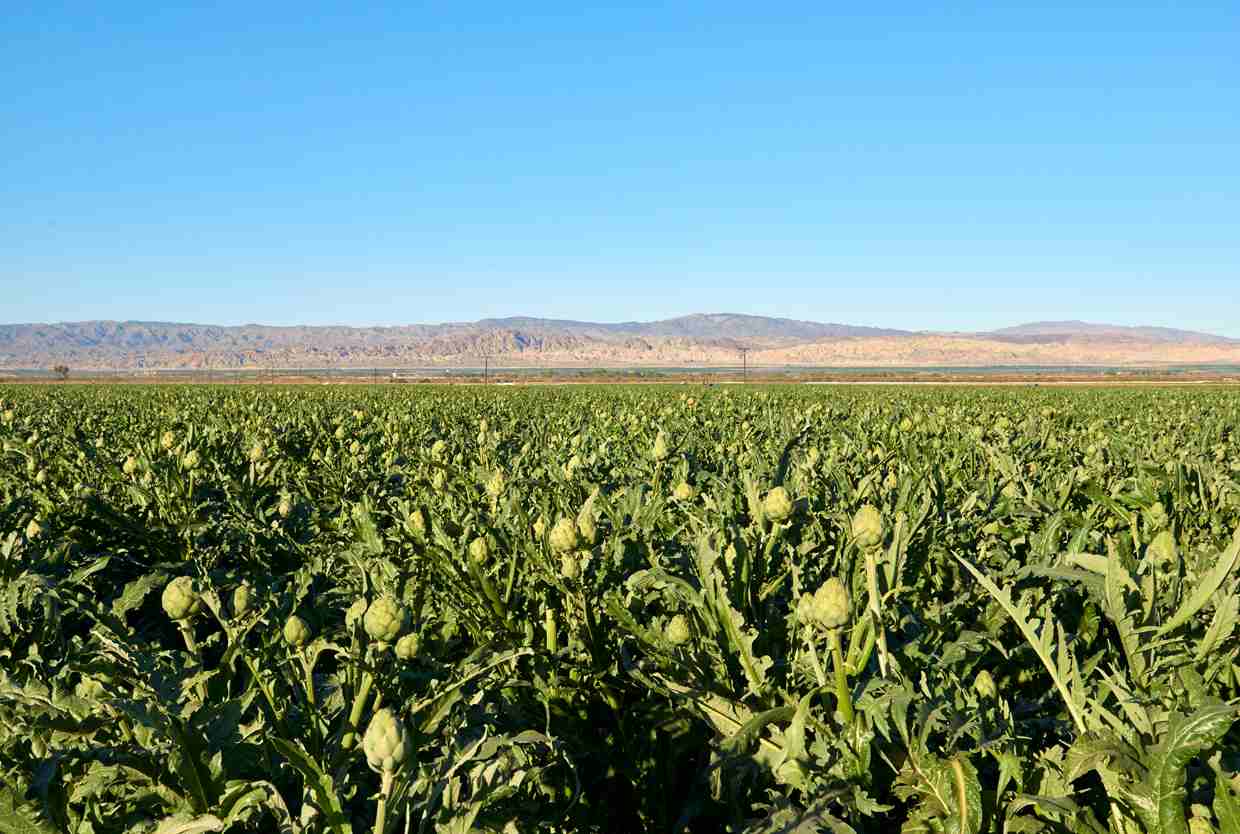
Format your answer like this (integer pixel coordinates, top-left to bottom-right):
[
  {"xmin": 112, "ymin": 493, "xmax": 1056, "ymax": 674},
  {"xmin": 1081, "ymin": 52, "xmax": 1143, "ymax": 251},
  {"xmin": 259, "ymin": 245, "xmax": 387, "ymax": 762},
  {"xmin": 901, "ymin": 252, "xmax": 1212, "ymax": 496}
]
[
  {"xmin": 485, "ymin": 469, "xmax": 505, "ymax": 498},
  {"xmin": 665, "ymin": 614, "xmax": 691, "ymax": 646},
  {"xmin": 974, "ymin": 669, "xmax": 998, "ymax": 700},
  {"xmin": 364, "ymin": 596, "xmax": 408, "ymax": 645},
  {"xmin": 652, "ymin": 431, "xmax": 670, "ymax": 461},
  {"xmin": 363, "ymin": 708, "xmax": 409, "ymax": 773},
  {"xmin": 283, "ymin": 615, "xmax": 312, "ymax": 648},
  {"xmin": 549, "ymin": 517, "xmax": 580, "ymax": 554},
  {"xmin": 763, "ymin": 486, "xmax": 794, "ymax": 523},
  {"xmin": 394, "ymin": 633, "xmax": 419, "ymax": 661},
  {"xmin": 576, "ymin": 511, "xmax": 598, "ymax": 547},
  {"xmin": 810, "ymin": 577, "xmax": 851, "ymax": 630},
  {"xmin": 232, "ymin": 583, "xmax": 253, "ymax": 618},
  {"xmin": 468, "ymin": 536, "xmax": 491, "ymax": 563},
  {"xmin": 851, "ymin": 504, "xmax": 885, "ymax": 550},
  {"xmin": 162, "ymin": 576, "xmax": 202, "ymax": 622}
]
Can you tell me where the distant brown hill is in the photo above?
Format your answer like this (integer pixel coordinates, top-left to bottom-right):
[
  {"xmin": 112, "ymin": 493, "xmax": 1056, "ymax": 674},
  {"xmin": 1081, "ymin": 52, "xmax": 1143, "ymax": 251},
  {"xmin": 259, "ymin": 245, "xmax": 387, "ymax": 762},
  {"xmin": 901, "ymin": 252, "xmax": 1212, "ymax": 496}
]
[{"xmin": 0, "ymin": 315, "xmax": 1237, "ymax": 370}]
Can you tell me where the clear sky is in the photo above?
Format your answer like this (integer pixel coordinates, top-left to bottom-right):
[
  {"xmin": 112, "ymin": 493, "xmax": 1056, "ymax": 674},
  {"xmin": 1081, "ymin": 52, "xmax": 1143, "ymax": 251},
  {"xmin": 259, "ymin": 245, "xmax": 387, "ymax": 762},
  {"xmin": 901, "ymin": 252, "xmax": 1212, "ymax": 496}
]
[{"xmin": 3, "ymin": 2, "xmax": 1237, "ymax": 334}]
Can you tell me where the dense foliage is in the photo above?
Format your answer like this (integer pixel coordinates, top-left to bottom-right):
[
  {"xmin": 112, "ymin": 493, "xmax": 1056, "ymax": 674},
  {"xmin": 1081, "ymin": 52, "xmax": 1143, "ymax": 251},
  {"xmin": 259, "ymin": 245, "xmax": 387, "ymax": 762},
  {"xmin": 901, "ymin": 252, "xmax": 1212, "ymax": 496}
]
[{"xmin": 2, "ymin": 383, "xmax": 1240, "ymax": 833}]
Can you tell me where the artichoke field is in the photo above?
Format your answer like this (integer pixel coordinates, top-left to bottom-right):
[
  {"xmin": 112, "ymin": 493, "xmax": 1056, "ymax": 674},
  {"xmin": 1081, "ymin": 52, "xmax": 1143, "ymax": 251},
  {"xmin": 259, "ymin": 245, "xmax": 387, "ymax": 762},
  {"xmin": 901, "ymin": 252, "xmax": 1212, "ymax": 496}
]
[{"xmin": 2, "ymin": 383, "xmax": 1240, "ymax": 833}]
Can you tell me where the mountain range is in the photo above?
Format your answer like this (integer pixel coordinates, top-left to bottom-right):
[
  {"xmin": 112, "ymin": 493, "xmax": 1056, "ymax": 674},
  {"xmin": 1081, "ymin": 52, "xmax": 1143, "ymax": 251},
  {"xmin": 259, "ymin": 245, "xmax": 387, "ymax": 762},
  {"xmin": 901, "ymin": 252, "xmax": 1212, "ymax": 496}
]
[{"xmin": 1, "ymin": 315, "xmax": 1238, "ymax": 370}]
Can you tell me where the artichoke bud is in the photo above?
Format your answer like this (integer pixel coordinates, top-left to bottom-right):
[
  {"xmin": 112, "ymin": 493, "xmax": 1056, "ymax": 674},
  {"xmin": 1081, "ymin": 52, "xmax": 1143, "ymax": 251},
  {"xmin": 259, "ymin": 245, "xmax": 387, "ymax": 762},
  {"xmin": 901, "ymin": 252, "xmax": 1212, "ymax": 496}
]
[
  {"xmin": 363, "ymin": 708, "xmax": 409, "ymax": 773},
  {"xmin": 974, "ymin": 669, "xmax": 998, "ymax": 699},
  {"xmin": 532, "ymin": 515, "xmax": 547, "ymax": 539},
  {"xmin": 405, "ymin": 507, "xmax": 427, "ymax": 537},
  {"xmin": 25, "ymin": 518, "xmax": 42, "ymax": 539},
  {"xmin": 549, "ymin": 517, "xmax": 580, "ymax": 554},
  {"xmin": 394, "ymin": 633, "xmax": 419, "ymax": 661},
  {"xmin": 811, "ymin": 578, "xmax": 851, "ymax": 630},
  {"xmin": 762, "ymin": 487, "xmax": 794, "ymax": 523},
  {"xmin": 652, "ymin": 431, "xmax": 670, "ymax": 461},
  {"xmin": 161, "ymin": 576, "xmax": 202, "ymax": 622},
  {"xmin": 283, "ymin": 615, "xmax": 312, "ymax": 648},
  {"xmin": 485, "ymin": 469, "xmax": 505, "ymax": 498},
  {"xmin": 672, "ymin": 481, "xmax": 695, "ymax": 502},
  {"xmin": 181, "ymin": 450, "xmax": 201, "ymax": 470},
  {"xmin": 123, "ymin": 456, "xmax": 140, "ymax": 476},
  {"xmin": 796, "ymin": 592, "xmax": 815, "ymax": 624},
  {"xmin": 248, "ymin": 443, "xmax": 266, "ymax": 463},
  {"xmin": 232, "ymin": 583, "xmax": 253, "ymax": 618},
  {"xmin": 851, "ymin": 504, "xmax": 885, "ymax": 550},
  {"xmin": 364, "ymin": 596, "xmax": 408, "ymax": 645},
  {"xmin": 576, "ymin": 512, "xmax": 598, "ymax": 547},
  {"xmin": 560, "ymin": 553, "xmax": 581, "ymax": 581},
  {"xmin": 469, "ymin": 536, "xmax": 491, "ymax": 563},
  {"xmin": 665, "ymin": 614, "xmax": 691, "ymax": 646},
  {"xmin": 432, "ymin": 471, "xmax": 446, "ymax": 491},
  {"xmin": 430, "ymin": 439, "xmax": 447, "ymax": 460},
  {"xmin": 277, "ymin": 495, "xmax": 293, "ymax": 518},
  {"xmin": 160, "ymin": 430, "xmax": 176, "ymax": 450}
]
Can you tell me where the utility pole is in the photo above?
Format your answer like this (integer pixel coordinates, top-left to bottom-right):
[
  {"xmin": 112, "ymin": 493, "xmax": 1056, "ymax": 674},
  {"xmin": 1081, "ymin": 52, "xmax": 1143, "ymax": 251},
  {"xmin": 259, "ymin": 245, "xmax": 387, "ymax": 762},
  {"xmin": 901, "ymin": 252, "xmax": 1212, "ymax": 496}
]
[
  {"xmin": 739, "ymin": 347, "xmax": 749, "ymax": 383},
  {"xmin": 483, "ymin": 354, "xmax": 489, "ymax": 385}
]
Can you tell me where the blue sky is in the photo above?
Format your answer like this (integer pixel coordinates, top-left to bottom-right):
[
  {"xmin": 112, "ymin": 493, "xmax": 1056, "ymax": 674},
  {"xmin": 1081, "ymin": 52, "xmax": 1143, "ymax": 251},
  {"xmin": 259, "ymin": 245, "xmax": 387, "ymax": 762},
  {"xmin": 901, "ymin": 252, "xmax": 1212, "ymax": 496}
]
[{"xmin": 3, "ymin": 2, "xmax": 1237, "ymax": 334}]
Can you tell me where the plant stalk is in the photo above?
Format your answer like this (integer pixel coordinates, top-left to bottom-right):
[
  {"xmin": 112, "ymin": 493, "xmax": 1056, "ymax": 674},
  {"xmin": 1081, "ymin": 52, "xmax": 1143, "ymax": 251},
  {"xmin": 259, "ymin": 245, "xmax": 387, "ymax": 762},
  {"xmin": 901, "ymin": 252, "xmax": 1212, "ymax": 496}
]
[
  {"xmin": 373, "ymin": 768, "xmax": 394, "ymax": 834},
  {"xmin": 829, "ymin": 629, "xmax": 854, "ymax": 724},
  {"xmin": 342, "ymin": 669, "xmax": 375, "ymax": 751}
]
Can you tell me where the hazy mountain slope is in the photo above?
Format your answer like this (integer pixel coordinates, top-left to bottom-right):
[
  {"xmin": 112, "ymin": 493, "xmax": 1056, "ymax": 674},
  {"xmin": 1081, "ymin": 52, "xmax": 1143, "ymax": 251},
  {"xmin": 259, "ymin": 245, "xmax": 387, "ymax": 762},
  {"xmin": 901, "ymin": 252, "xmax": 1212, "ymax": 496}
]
[
  {"xmin": 990, "ymin": 321, "xmax": 1238, "ymax": 345},
  {"xmin": 0, "ymin": 316, "xmax": 1236, "ymax": 369}
]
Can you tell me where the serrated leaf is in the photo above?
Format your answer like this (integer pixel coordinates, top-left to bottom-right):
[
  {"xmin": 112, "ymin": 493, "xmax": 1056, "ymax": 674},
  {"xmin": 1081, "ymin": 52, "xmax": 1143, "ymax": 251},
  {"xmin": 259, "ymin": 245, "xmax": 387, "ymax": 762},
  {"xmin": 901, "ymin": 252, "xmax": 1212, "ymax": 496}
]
[
  {"xmin": 113, "ymin": 571, "xmax": 169, "ymax": 620},
  {"xmin": 151, "ymin": 815, "xmax": 223, "ymax": 834},
  {"xmin": 1147, "ymin": 703, "xmax": 1240, "ymax": 834},
  {"xmin": 1215, "ymin": 771, "xmax": 1240, "ymax": 834},
  {"xmin": 955, "ymin": 554, "xmax": 1087, "ymax": 732},
  {"xmin": 1158, "ymin": 526, "xmax": 1240, "ymax": 637},
  {"xmin": 0, "ymin": 785, "xmax": 56, "ymax": 834}
]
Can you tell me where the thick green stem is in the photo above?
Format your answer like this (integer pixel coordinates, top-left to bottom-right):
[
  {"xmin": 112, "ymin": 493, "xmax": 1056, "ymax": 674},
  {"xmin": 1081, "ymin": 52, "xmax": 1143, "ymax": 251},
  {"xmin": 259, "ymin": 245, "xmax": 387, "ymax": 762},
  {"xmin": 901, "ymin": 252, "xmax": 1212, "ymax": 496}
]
[
  {"xmin": 244, "ymin": 656, "xmax": 293, "ymax": 739},
  {"xmin": 342, "ymin": 670, "xmax": 375, "ymax": 751},
  {"xmin": 179, "ymin": 622, "xmax": 199, "ymax": 656},
  {"xmin": 863, "ymin": 544, "xmax": 890, "ymax": 678},
  {"xmin": 829, "ymin": 630, "xmax": 854, "ymax": 724},
  {"xmin": 302, "ymin": 659, "xmax": 317, "ymax": 709},
  {"xmin": 544, "ymin": 607, "xmax": 558, "ymax": 653},
  {"xmin": 373, "ymin": 768, "xmax": 394, "ymax": 834},
  {"xmin": 179, "ymin": 623, "xmax": 207, "ymax": 701}
]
